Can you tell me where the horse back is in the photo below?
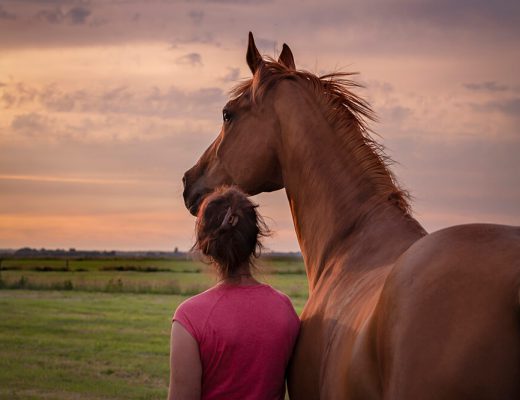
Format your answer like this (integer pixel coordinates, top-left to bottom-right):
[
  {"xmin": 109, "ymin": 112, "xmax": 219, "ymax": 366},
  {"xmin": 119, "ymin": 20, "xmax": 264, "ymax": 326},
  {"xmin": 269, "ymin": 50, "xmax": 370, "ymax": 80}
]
[{"xmin": 371, "ymin": 223, "xmax": 520, "ymax": 400}]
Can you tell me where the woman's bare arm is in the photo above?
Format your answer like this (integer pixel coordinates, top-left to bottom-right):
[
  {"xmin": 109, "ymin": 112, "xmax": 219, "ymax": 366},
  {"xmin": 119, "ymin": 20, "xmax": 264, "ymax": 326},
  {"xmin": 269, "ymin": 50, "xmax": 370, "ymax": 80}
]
[{"xmin": 168, "ymin": 321, "xmax": 202, "ymax": 400}]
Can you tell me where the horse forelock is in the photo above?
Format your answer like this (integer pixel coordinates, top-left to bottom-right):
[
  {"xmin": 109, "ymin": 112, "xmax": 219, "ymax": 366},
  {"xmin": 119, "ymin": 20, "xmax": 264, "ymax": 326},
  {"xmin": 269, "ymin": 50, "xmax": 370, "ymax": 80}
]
[{"xmin": 229, "ymin": 58, "xmax": 412, "ymax": 215}]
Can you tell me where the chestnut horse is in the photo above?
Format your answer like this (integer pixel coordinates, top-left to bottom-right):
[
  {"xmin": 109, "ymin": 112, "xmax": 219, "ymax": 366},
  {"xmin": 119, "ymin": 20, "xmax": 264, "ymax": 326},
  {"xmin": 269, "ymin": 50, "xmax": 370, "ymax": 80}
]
[{"xmin": 182, "ymin": 33, "xmax": 520, "ymax": 399}]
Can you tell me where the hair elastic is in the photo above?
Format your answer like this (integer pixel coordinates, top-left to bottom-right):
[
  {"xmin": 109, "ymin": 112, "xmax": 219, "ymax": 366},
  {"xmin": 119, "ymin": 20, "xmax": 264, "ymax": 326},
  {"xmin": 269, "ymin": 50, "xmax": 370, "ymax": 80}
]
[{"xmin": 221, "ymin": 207, "xmax": 239, "ymax": 228}]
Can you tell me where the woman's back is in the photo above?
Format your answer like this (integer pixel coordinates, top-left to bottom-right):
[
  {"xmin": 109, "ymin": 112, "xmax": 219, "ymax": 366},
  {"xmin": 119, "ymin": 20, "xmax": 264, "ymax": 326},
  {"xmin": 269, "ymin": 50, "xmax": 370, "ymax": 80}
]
[
  {"xmin": 169, "ymin": 186, "xmax": 300, "ymax": 399},
  {"xmin": 174, "ymin": 283, "xmax": 300, "ymax": 400}
]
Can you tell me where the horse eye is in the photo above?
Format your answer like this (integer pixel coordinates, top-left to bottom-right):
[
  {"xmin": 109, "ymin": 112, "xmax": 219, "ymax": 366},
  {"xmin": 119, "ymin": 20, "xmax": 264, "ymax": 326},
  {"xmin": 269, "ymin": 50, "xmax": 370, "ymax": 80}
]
[{"xmin": 222, "ymin": 109, "xmax": 232, "ymax": 123}]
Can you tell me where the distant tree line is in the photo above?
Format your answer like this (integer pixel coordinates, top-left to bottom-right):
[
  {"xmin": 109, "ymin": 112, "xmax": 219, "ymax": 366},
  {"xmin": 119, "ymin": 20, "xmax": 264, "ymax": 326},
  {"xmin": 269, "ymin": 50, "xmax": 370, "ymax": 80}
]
[
  {"xmin": 0, "ymin": 247, "xmax": 302, "ymax": 261},
  {"xmin": 0, "ymin": 247, "xmax": 188, "ymax": 260}
]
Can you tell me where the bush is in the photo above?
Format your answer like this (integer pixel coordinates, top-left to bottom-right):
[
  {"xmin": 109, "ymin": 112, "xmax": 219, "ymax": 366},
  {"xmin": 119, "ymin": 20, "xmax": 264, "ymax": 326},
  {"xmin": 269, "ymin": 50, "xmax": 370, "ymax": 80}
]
[
  {"xmin": 17, "ymin": 275, "xmax": 28, "ymax": 289},
  {"xmin": 51, "ymin": 280, "xmax": 74, "ymax": 290},
  {"xmin": 35, "ymin": 266, "xmax": 70, "ymax": 272},
  {"xmin": 105, "ymin": 278, "xmax": 124, "ymax": 292},
  {"xmin": 101, "ymin": 265, "xmax": 171, "ymax": 272}
]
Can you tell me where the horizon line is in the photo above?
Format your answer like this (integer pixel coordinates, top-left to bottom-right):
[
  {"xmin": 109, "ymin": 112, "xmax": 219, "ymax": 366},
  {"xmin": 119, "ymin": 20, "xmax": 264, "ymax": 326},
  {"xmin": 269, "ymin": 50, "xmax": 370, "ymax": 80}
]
[{"xmin": 0, "ymin": 247, "xmax": 302, "ymax": 254}]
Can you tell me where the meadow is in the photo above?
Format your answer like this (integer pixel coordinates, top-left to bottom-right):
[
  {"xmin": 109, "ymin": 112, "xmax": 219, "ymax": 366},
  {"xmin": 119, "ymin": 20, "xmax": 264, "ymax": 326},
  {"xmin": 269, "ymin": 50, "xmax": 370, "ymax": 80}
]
[{"xmin": 0, "ymin": 257, "xmax": 307, "ymax": 399}]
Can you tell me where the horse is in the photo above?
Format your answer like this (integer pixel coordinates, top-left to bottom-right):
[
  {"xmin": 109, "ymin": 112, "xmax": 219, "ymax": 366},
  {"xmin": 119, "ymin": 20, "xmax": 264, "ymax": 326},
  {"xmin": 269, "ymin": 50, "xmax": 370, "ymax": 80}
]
[{"xmin": 182, "ymin": 33, "xmax": 520, "ymax": 399}]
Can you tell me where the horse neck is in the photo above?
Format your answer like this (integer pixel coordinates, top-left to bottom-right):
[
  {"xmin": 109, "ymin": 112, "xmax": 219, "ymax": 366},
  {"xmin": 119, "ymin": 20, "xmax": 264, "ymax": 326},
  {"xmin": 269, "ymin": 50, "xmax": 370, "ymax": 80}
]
[{"xmin": 275, "ymin": 85, "xmax": 426, "ymax": 292}]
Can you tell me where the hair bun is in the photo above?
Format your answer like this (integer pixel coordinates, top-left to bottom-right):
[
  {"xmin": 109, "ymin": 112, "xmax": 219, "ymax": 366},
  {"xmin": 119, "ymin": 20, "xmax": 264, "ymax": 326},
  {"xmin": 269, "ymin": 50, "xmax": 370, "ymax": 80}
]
[{"xmin": 193, "ymin": 186, "xmax": 269, "ymax": 279}]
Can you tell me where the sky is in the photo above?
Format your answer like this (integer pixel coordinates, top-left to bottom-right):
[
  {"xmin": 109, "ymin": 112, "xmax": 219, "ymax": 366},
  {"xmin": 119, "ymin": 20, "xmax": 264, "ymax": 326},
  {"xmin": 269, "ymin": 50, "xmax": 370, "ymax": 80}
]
[{"xmin": 0, "ymin": 0, "xmax": 519, "ymax": 252}]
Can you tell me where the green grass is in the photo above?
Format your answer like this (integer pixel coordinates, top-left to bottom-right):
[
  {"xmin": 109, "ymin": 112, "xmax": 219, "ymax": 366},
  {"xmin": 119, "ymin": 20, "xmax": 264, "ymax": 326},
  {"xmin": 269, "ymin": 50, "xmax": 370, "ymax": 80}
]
[
  {"xmin": 0, "ymin": 258, "xmax": 308, "ymax": 399},
  {"xmin": 0, "ymin": 258, "xmax": 309, "ymax": 298},
  {"xmin": 0, "ymin": 290, "xmax": 177, "ymax": 399}
]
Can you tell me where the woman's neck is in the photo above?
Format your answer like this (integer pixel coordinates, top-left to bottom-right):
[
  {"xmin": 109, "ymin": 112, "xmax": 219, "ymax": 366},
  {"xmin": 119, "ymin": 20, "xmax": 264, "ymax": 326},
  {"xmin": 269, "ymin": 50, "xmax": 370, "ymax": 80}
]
[{"xmin": 218, "ymin": 266, "xmax": 260, "ymax": 286}]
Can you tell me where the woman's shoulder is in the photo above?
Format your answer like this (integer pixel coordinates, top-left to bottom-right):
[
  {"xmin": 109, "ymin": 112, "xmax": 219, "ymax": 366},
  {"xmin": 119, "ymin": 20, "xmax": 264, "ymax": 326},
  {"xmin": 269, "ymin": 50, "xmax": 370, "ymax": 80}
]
[
  {"xmin": 172, "ymin": 286, "xmax": 227, "ymax": 340},
  {"xmin": 253, "ymin": 285, "xmax": 299, "ymax": 319},
  {"xmin": 259, "ymin": 285, "xmax": 300, "ymax": 332},
  {"xmin": 176, "ymin": 285, "xmax": 225, "ymax": 313},
  {"xmin": 262, "ymin": 284, "xmax": 294, "ymax": 305}
]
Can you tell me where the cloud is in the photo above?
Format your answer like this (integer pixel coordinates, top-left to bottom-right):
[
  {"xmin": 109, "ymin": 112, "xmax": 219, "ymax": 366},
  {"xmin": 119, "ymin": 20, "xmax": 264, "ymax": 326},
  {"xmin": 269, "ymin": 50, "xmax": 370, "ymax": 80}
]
[
  {"xmin": 142, "ymin": 86, "xmax": 225, "ymax": 118},
  {"xmin": 1, "ymin": 83, "xmax": 38, "ymax": 108},
  {"xmin": 35, "ymin": 5, "xmax": 91, "ymax": 25},
  {"xmin": 2, "ymin": 81, "xmax": 227, "ymax": 120},
  {"xmin": 385, "ymin": 134, "xmax": 520, "ymax": 232},
  {"xmin": 35, "ymin": 8, "xmax": 64, "ymax": 24},
  {"xmin": 463, "ymin": 81, "xmax": 509, "ymax": 92},
  {"xmin": 470, "ymin": 97, "xmax": 520, "ymax": 118},
  {"xmin": 205, "ymin": 0, "xmax": 273, "ymax": 3},
  {"xmin": 66, "ymin": 6, "xmax": 91, "ymax": 24},
  {"xmin": 386, "ymin": 0, "xmax": 520, "ymax": 30},
  {"xmin": 254, "ymin": 37, "xmax": 277, "ymax": 53},
  {"xmin": 365, "ymin": 80, "xmax": 394, "ymax": 94},
  {"xmin": 0, "ymin": 174, "xmax": 142, "ymax": 185},
  {"xmin": 2, "ymin": 92, "xmax": 16, "ymax": 108},
  {"xmin": 188, "ymin": 9, "xmax": 204, "ymax": 24},
  {"xmin": 12, "ymin": 0, "xmax": 87, "ymax": 4},
  {"xmin": 175, "ymin": 52, "xmax": 203, "ymax": 67},
  {"xmin": 0, "ymin": 5, "xmax": 16, "ymax": 20},
  {"xmin": 377, "ymin": 105, "xmax": 412, "ymax": 125},
  {"xmin": 486, "ymin": 98, "xmax": 520, "ymax": 117},
  {"xmin": 11, "ymin": 113, "xmax": 50, "ymax": 136},
  {"xmin": 170, "ymin": 32, "xmax": 218, "ymax": 47},
  {"xmin": 1, "ymin": 0, "xmax": 517, "ymax": 55},
  {"xmin": 40, "ymin": 85, "xmax": 77, "ymax": 112},
  {"xmin": 221, "ymin": 67, "xmax": 240, "ymax": 82}
]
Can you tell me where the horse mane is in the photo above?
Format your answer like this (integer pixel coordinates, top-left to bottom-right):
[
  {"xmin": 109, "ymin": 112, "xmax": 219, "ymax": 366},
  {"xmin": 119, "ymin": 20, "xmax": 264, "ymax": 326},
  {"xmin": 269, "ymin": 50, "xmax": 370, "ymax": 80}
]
[{"xmin": 230, "ymin": 59, "xmax": 412, "ymax": 215}]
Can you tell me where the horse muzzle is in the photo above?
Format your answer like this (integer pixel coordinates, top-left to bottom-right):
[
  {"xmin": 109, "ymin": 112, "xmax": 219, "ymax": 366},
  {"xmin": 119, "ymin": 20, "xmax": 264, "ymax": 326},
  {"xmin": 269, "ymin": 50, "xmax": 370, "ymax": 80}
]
[{"xmin": 182, "ymin": 172, "xmax": 211, "ymax": 216}]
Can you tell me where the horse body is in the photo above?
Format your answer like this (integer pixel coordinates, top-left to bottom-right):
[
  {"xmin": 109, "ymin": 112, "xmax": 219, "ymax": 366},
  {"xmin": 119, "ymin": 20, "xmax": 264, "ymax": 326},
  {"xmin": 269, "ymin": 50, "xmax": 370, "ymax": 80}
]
[
  {"xmin": 182, "ymin": 33, "xmax": 520, "ymax": 399},
  {"xmin": 374, "ymin": 224, "xmax": 520, "ymax": 400},
  {"xmin": 290, "ymin": 224, "xmax": 520, "ymax": 400}
]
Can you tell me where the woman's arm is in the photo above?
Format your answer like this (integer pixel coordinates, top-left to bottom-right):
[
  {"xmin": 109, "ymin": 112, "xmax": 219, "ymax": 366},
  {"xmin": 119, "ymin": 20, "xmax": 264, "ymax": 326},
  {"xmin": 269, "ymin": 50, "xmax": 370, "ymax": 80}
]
[{"xmin": 168, "ymin": 321, "xmax": 202, "ymax": 400}]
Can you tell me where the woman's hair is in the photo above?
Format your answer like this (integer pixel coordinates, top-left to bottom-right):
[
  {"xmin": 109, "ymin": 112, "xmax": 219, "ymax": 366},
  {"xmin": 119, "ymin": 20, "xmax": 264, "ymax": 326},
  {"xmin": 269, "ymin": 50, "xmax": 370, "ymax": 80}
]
[{"xmin": 193, "ymin": 186, "xmax": 269, "ymax": 279}]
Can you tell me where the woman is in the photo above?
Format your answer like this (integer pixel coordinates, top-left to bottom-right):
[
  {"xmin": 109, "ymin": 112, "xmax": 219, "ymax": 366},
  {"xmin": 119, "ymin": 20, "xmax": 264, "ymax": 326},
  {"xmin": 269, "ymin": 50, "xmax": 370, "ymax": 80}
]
[{"xmin": 168, "ymin": 186, "xmax": 300, "ymax": 400}]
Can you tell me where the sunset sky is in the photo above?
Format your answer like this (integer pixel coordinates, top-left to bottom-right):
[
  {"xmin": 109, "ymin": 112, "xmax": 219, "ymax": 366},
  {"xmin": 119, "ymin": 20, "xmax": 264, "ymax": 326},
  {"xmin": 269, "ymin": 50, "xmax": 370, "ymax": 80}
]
[{"xmin": 0, "ymin": 0, "xmax": 519, "ymax": 252}]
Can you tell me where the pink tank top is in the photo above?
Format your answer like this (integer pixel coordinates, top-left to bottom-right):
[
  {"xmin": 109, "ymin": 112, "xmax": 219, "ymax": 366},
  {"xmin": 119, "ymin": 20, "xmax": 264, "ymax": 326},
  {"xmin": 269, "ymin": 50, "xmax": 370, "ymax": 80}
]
[{"xmin": 173, "ymin": 283, "xmax": 300, "ymax": 400}]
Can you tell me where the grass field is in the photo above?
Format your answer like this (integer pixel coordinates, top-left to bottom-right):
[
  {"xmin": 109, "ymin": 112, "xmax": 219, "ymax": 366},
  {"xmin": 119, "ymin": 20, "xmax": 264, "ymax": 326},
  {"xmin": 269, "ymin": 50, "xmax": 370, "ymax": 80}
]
[
  {"xmin": 0, "ymin": 258, "xmax": 308, "ymax": 399},
  {"xmin": 0, "ymin": 258, "xmax": 307, "ymax": 298}
]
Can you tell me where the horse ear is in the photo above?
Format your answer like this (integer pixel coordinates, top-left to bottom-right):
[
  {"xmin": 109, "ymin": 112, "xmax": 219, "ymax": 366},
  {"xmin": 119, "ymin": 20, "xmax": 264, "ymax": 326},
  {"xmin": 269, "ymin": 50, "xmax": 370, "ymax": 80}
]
[
  {"xmin": 278, "ymin": 43, "xmax": 295, "ymax": 70},
  {"xmin": 246, "ymin": 32, "xmax": 263, "ymax": 74}
]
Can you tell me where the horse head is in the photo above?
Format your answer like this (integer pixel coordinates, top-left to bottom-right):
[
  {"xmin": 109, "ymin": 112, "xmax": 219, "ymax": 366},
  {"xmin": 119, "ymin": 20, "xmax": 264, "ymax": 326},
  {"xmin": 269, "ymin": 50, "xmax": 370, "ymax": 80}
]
[{"xmin": 182, "ymin": 32, "xmax": 296, "ymax": 215}]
